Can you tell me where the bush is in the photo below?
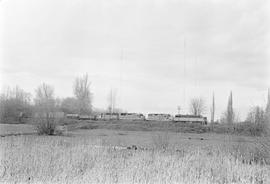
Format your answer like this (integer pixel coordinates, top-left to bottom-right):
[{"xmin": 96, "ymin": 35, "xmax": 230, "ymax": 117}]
[
  {"xmin": 233, "ymin": 122, "xmax": 264, "ymax": 136},
  {"xmin": 35, "ymin": 117, "xmax": 58, "ymax": 135},
  {"xmin": 210, "ymin": 123, "xmax": 264, "ymax": 136}
]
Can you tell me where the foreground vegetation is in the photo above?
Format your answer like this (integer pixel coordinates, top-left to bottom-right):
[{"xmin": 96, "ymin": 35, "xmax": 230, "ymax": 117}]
[
  {"xmin": 0, "ymin": 135, "xmax": 269, "ymax": 184},
  {"xmin": 58, "ymin": 118, "xmax": 268, "ymax": 136}
]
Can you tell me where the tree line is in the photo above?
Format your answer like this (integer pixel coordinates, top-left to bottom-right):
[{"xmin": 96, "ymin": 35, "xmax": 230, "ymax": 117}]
[
  {"xmin": 0, "ymin": 74, "xmax": 92, "ymax": 123},
  {"xmin": 1, "ymin": 73, "xmax": 270, "ymax": 133},
  {"xmin": 189, "ymin": 90, "xmax": 270, "ymax": 134}
]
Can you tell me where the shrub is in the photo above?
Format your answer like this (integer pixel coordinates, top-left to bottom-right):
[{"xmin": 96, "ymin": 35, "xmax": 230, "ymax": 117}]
[
  {"xmin": 210, "ymin": 123, "xmax": 265, "ymax": 136},
  {"xmin": 233, "ymin": 122, "xmax": 264, "ymax": 136},
  {"xmin": 35, "ymin": 117, "xmax": 57, "ymax": 135}
]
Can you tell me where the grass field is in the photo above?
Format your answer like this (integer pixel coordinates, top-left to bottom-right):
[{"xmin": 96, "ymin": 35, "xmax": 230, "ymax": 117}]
[
  {"xmin": 0, "ymin": 122, "xmax": 261, "ymax": 148},
  {"xmin": 0, "ymin": 122, "xmax": 270, "ymax": 183},
  {"xmin": 0, "ymin": 124, "xmax": 36, "ymax": 136}
]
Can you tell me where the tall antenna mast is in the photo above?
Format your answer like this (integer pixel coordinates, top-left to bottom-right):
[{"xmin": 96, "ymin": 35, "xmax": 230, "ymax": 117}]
[
  {"xmin": 183, "ymin": 37, "xmax": 186, "ymax": 114},
  {"xmin": 195, "ymin": 56, "xmax": 198, "ymax": 88},
  {"xmin": 119, "ymin": 48, "xmax": 124, "ymax": 110}
]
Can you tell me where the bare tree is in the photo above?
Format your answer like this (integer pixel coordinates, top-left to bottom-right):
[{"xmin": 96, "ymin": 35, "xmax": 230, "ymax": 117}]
[
  {"xmin": 0, "ymin": 86, "xmax": 32, "ymax": 122},
  {"xmin": 35, "ymin": 83, "xmax": 55, "ymax": 111},
  {"xmin": 189, "ymin": 97, "xmax": 206, "ymax": 116},
  {"xmin": 264, "ymin": 89, "xmax": 270, "ymax": 133},
  {"xmin": 61, "ymin": 97, "xmax": 80, "ymax": 114},
  {"xmin": 246, "ymin": 106, "xmax": 264, "ymax": 125},
  {"xmin": 35, "ymin": 83, "xmax": 63, "ymax": 135},
  {"xmin": 34, "ymin": 83, "xmax": 56, "ymax": 135},
  {"xmin": 73, "ymin": 74, "xmax": 92, "ymax": 114},
  {"xmin": 210, "ymin": 93, "xmax": 215, "ymax": 123}
]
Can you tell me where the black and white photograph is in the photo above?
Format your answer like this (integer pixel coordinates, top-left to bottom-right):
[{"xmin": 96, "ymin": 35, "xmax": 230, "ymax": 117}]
[{"xmin": 0, "ymin": 0, "xmax": 270, "ymax": 183}]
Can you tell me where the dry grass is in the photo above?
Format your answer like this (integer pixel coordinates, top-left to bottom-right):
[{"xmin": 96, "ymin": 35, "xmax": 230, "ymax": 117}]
[
  {"xmin": 0, "ymin": 124, "xmax": 35, "ymax": 135},
  {"xmin": 0, "ymin": 135, "xmax": 269, "ymax": 184},
  {"xmin": 151, "ymin": 132, "xmax": 170, "ymax": 151}
]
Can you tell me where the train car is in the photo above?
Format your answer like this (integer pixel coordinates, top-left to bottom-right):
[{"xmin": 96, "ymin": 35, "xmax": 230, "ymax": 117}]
[
  {"xmin": 173, "ymin": 114, "xmax": 207, "ymax": 125},
  {"xmin": 78, "ymin": 115, "xmax": 97, "ymax": 120},
  {"xmin": 99, "ymin": 113, "xmax": 119, "ymax": 120},
  {"xmin": 66, "ymin": 114, "xmax": 79, "ymax": 119},
  {"xmin": 146, "ymin": 113, "xmax": 173, "ymax": 121},
  {"xmin": 119, "ymin": 113, "xmax": 145, "ymax": 121}
]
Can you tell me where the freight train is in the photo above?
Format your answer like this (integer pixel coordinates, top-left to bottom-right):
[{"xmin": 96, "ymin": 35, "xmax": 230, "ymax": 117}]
[{"xmin": 66, "ymin": 113, "xmax": 207, "ymax": 125}]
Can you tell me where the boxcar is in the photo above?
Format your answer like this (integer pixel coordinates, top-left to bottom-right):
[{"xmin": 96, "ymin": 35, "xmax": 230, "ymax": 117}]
[
  {"xmin": 99, "ymin": 113, "xmax": 119, "ymax": 120},
  {"xmin": 119, "ymin": 113, "xmax": 145, "ymax": 121},
  {"xmin": 147, "ymin": 113, "xmax": 173, "ymax": 121},
  {"xmin": 66, "ymin": 114, "xmax": 79, "ymax": 119},
  {"xmin": 173, "ymin": 114, "xmax": 207, "ymax": 125}
]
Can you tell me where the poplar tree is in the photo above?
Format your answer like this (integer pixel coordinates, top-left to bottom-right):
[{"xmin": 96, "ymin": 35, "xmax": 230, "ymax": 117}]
[
  {"xmin": 210, "ymin": 93, "xmax": 215, "ymax": 123},
  {"xmin": 226, "ymin": 91, "xmax": 234, "ymax": 124}
]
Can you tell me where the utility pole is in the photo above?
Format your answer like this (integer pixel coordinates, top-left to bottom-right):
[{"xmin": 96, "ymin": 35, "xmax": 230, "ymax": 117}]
[{"xmin": 183, "ymin": 37, "xmax": 186, "ymax": 114}]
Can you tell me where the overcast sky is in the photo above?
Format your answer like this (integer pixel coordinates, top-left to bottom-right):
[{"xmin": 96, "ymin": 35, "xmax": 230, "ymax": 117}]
[{"xmin": 1, "ymin": 0, "xmax": 269, "ymax": 120}]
